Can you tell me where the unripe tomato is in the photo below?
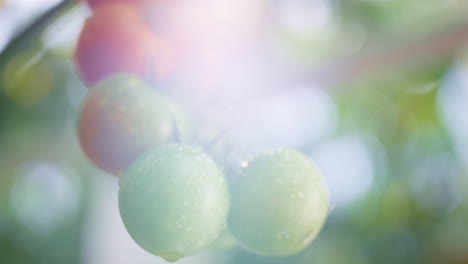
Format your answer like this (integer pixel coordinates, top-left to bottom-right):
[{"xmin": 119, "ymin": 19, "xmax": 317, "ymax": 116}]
[
  {"xmin": 75, "ymin": 3, "xmax": 174, "ymax": 86},
  {"xmin": 119, "ymin": 144, "xmax": 230, "ymax": 262},
  {"xmin": 78, "ymin": 75, "xmax": 190, "ymax": 175},
  {"xmin": 229, "ymin": 149, "xmax": 329, "ymax": 256}
]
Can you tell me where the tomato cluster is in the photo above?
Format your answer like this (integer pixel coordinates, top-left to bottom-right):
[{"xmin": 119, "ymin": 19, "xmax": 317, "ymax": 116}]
[{"xmin": 75, "ymin": 1, "xmax": 329, "ymax": 262}]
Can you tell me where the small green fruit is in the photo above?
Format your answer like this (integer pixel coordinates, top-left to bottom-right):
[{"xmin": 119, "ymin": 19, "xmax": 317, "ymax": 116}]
[
  {"xmin": 229, "ymin": 149, "xmax": 329, "ymax": 256},
  {"xmin": 119, "ymin": 144, "xmax": 230, "ymax": 262}
]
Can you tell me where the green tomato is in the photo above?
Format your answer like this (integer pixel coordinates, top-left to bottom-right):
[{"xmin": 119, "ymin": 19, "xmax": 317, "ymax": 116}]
[
  {"xmin": 78, "ymin": 74, "xmax": 190, "ymax": 175},
  {"xmin": 229, "ymin": 149, "xmax": 329, "ymax": 256},
  {"xmin": 118, "ymin": 144, "xmax": 230, "ymax": 262}
]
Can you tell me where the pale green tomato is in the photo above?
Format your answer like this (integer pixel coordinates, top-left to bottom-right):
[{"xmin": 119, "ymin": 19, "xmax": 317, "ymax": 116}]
[
  {"xmin": 229, "ymin": 149, "xmax": 329, "ymax": 256},
  {"xmin": 118, "ymin": 144, "xmax": 230, "ymax": 262},
  {"xmin": 78, "ymin": 74, "xmax": 190, "ymax": 175}
]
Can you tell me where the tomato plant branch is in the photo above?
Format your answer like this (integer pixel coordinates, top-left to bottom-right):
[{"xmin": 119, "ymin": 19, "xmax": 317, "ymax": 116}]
[
  {"xmin": 0, "ymin": 0, "xmax": 77, "ymax": 65},
  {"xmin": 289, "ymin": 20, "xmax": 468, "ymax": 87}
]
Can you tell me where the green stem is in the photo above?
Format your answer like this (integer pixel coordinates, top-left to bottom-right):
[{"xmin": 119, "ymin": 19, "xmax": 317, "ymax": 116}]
[{"xmin": 0, "ymin": 0, "xmax": 78, "ymax": 65}]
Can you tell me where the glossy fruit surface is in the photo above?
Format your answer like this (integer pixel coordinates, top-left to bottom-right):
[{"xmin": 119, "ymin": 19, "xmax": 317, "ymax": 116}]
[
  {"xmin": 75, "ymin": 3, "xmax": 173, "ymax": 86},
  {"xmin": 229, "ymin": 149, "xmax": 329, "ymax": 256},
  {"xmin": 78, "ymin": 74, "xmax": 189, "ymax": 175},
  {"xmin": 119, "ymin": 144, "xmax": 230, "ymax": 262}
]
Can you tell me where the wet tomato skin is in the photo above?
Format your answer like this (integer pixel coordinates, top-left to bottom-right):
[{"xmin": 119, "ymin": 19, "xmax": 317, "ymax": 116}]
[
  {"xmin": 229, "ymin": 149, "xmax": 329, "ymax": 256},
  {"xmin": 119, "ymin": 144, "xmax": 230, "ymax": 262}
]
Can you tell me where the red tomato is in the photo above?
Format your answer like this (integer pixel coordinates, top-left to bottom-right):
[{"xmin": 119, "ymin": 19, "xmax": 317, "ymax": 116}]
[
  {"xmin": 84, "ymin": 0, "xmax": 159, "ymax": 10},
  {"xmin": 75, "ymin": 3, "xmax": 174, "ymax": 86}
]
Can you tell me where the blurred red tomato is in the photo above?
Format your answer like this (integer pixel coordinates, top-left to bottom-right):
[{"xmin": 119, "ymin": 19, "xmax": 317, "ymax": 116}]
[
  {"xmin": 75, "ymin": 3, "xmax": 174, "ymax": 86},
  {"xmin": 84, "ymin": 0, "xmax": 159, "ymax": 10}
]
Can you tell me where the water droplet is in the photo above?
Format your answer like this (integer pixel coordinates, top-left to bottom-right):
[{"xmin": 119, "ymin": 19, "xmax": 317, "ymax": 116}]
[
  {"xmin": 276, "ymin": 231, "xmax": 290, "ymax": 241},
  {"xmin": 240, "ymin": 161, "xmax": 249, "ymax": 168},
  {"xmin": 221, "ymin": 222, "xmax": 228, "ymax": 230},
  {"xmin": 303, "ymin": 229, "xmax": 315, "ymax": 243}
]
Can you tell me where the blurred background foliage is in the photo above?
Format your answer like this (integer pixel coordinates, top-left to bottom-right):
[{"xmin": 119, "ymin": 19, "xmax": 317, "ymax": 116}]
[{"xmin": 1, "ymin": 0, "xmax": 468, "ymax": 263}]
